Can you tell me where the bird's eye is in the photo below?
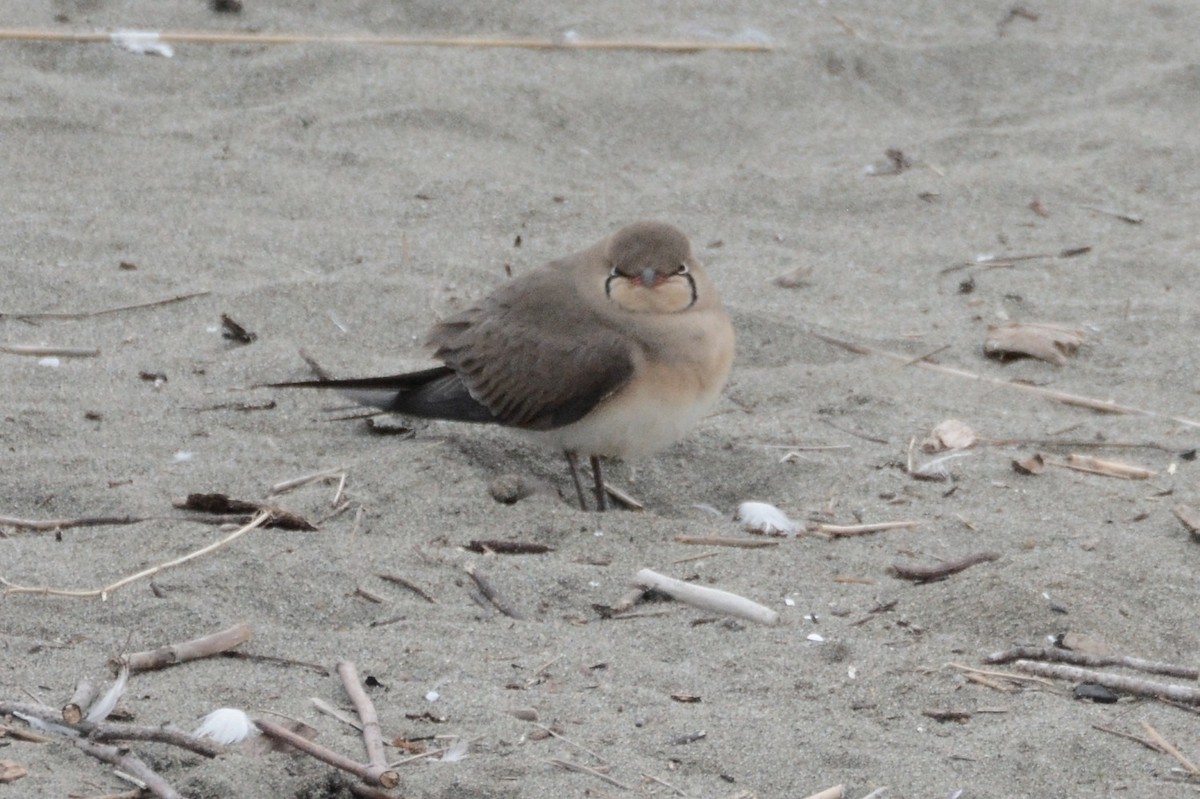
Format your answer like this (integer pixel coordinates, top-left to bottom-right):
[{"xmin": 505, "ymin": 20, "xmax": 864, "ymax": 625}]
[
  {"xmin": 610, "ymin": 267, "xmax": 620, "ymax": 278},
  {"xmin": 677, "ymin": 263, "xmax": 690, "ymax": 275}
]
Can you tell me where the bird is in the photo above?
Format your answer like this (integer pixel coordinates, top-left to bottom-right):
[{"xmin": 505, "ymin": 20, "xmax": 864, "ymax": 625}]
[{"xmin": 271, "ymin": 220, "xmax": 735, "ymax": 511}]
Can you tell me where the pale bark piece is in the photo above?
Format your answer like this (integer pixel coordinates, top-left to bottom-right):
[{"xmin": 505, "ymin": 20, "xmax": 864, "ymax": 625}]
[
  {"xmin": 635, "ymin": 569, "xmax": 779, "ymax": 626},
  {"xmin": 1061, "ymin": 454, "xmax": 1154, "ymax": 480},
  {"xmin": 984, "ymin": 321, "xmax": 1085, "ymax": 365},
  {"xmin": 0, "ymin": 760, "xmax": 28, "ymax": 784},
  {"xmin": 921, "ymin": 419, "xmax": 978, "ymax": 452}
]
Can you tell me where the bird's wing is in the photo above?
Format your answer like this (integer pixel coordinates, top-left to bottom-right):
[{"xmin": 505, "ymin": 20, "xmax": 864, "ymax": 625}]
[{"xmin": 428, "ymin": 266, "xmax": 636, "ymax": 431}]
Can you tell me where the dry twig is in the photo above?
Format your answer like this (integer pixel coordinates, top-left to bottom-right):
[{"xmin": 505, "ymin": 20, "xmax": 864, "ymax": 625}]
[
  {"xmin": 0, "ymin": 511, "xmax": 270, "ymax": 599},
  {"xmin": 1010, "ymin": 660, "xmax": 1200, "ymax": 704},
  {"xmin": 122, "ymin": 623, "xmax": 253, "ymax": 672},
  {"xmin": 337, "ymin": 661, "xmax": 399, "ymax": 789},
  {"xmin": 813, "ymin": 332, "xmax": 1200, "ymax": 429},
  {"xmin": 464, "ymin": 563, "xmax": 525, "ymax": 620},
  {"xmin": 73, "ymin": 738, "xmax": 182, "ymax": 799},
  {"xmin": 255, "ymin": 718, "xmax": 399, "ymax": 788},
  {"xmin": 985, "ymin": 646, "xmax": 1198, "ymax": 679}
]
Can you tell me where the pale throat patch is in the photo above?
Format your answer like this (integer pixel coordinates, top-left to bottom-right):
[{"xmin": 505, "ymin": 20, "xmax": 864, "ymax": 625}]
[{"xmin": 606, "ymin": 273, "xmax": 697, "ymax": 314}]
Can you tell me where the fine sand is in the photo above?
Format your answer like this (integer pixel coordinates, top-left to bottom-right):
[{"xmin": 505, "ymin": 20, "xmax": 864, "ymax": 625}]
[{"xmin": 3, "ymin": 2, "xmax": 1200, "ymax": 797}]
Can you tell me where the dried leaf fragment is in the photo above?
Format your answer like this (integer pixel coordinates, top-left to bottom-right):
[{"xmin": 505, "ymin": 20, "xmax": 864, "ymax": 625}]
[
  {"xmin": 921, "ymin": 419, "xmax": 978, "ymax": 452},
  {"xmin": 1011, "ymin": 453, "xmax": 1046, "ymax": 475},
  {"xmin": 1172, "ymin": 505, "xmax": 1200, "ymax": 542},
  {"xmin": 0, "ymin": 760, "xmax": 29, "ymax": 784},
  {"xmin": 984, "ymin": 322, "xmax": 1085, "ymax": 366}
]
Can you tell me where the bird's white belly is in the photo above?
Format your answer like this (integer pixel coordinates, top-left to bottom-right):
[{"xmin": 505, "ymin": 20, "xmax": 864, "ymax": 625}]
[{"xmin": 523, "ymin": 365, "xmax": 725, "ymax": 461}]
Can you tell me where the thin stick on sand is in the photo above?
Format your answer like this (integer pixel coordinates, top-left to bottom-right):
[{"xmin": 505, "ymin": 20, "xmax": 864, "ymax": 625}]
[
  {"xmin": 0, "ymin": 510, "xmax": 270, "ymax": 599},
  {"xmin": 255, "ymin": 718, "xmax": 400, "ymax": 789},
  {"xmin": 376, "ymin": 572, "xmax": 438, "ymax": 604},
  {"xmin": 121, "ymin": 623, "xmax": 253, "ymax": 673},
  {"xmin": 548, "ymin": 758, "xmax": 632, "ymax": 790},
  {"xmin": 985, "ymin": 646, "xmax": 1199, "ymax": 680},
  {"xmin": 0, "ymin": 515, "xmax": 149, "ymax": 532},
  {"xmin": 1010, "ymin": 661, "xmax": 1200, "ymax": 704},
  {"xmin": 813, "ymin": 332, "xmax": 1200, "ymax": 429},
  {"xmin": 0, "ymin": 290, "xmax": 209, "ymax": 321},
  {"xmin": 73, "ymin": 738, "xmax": 182, "ymax": 799},
  {"xmin": 336, "ymin": 661, "xmax": 399, "ymax": 790},
  {"xmin": 1140, "ymin": 721, "xmax": 1200, "ymax": 776},
  {"xmin": 634, "ymin": 569, "xmax": 779, "ymax": 626},
  {"xmin": 673, "ymin": 535, "xmax": 780, "ymax": 548},
  {"xmin": 0, "ymin": 28, "xmax": 772, "ymax": 53},
  {"xmin": 812, "ymin": 520, "xmax": 921, "ymax": 537},
  {"xmin": 800, "ymin": 786, "xmax": 845, "ymax": 799},
  {"xmin": 0, "ymin": 344, "xmax": 100, "ymax": 357},
  {"xmin": 464, "ymin": 562, "xmax": 526, "ymax": 620}
]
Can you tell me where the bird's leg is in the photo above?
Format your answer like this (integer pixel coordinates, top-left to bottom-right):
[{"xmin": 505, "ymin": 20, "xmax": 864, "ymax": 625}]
[
  {"xmin": 590, "ymin": 455, "xmax": 608, "ymax": 512},
  {"xmin": 564, "ymin": 450, "xmax": 590, "ymax": 510}
]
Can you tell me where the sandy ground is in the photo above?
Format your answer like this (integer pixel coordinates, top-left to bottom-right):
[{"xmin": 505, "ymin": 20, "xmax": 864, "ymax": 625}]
[{"xmin": 3, "ymin": 2, "xmax": 1200, "ymax": 797}]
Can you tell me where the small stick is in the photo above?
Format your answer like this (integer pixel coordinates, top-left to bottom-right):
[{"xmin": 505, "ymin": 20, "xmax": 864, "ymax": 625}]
[
  {"xmin": 62, "ymin": 678, "xmax": 99, "ymax": 723},
  {"xmin": 255, "ymin": 718, "xmax": 399, "ymax": 788},
  {"xmin": 311, "ymin": 697, "xmax": 363, "ymax": 731},
  {"xmin": 533, "ymin": 723, "xmax": 608, "ymax": 765},
  {"xmin": 801, "ymin": 786, "xmax": 845, "ymax": 799},
  {"xmin": 269, "ymin": 466, "xmax": 347, "ymax": 496},
  {"xmin": 122, "ymin": 622, "xmax": 252, "ymax": 672},
  {"xmin": 888, "ymin": 551, "xmax": 999, "ymax": 582},
  {"xmin": 945, "ymin": 662, "xmax": 1057, "ymax": 687},
  {"xmin": 0, "ymin": 515, "xmax": 149, "ymax": 532},
  {"xmin": 1140, "ymin": 721, "xmax": 1200, "ymax": 775},
  {"xmin": 464, "ymin": 539, "xmax": 555, "ymax": 555},
  {"xmin": 548, "ymin": 758, "xmax": 632, "ymax": 790},
  {"xmin": 634, "ymin": 569, "xmax": 779, "ymax": 626},
  {"xmin": 673, "ymin": 535, "xmax": 779, "ymax": 548},
  {"xmin": 464, "ymin": 563, "xmax": 525, "ymax": 619},
  {"xmin": 984, "ymin": 646, "xmax": 1199, "ymax": 679},
  {"xmin": 813, "ymin": 521, "xmax": 920, "ymax": 537},
  {"xmin": 220, "ymin": 651, "xmax": 330, "ymax": 676},
  {"xmin": 73, "ymin": 738, "xmax": 182, "ymax": 799},
  {"xmin": 0, "ymin": 511, "xmax": 270, "ymax": 599},
  {"xmin": 0, "ymin": 344, "xmax": 100, "ymax": 357},
  {"xmin": 1091, "ymin": 723, "xmax": 1165, "ymax": 753},
  {"xmin": 376, "ymin": 572, "xmax": 437, "ymax": 604},
  {"xmin": 813, "ymin": 332, "xmax": 1200, "ymax": 429},
  {"xmin": 1010, "ymin": 660, "xmax": 1200, "ymax": 704},
  {"xmin": 642, "ymin": 772, "xmax": 691, "ymax": 797},
  {"xmin": 337, "ymin": 661, "xmax": 397, "ymax": 789},
  {"xmin": 0, "ymin": 28, "xmax": 772, "ymax": 52},
  {"xmin": 1, "ymin": 290, "xmax": 209, "ymax": 321}
]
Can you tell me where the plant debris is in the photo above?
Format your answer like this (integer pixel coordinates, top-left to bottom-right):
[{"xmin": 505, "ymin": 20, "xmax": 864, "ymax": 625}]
[{"xmin": 984, "ymin": 322, "xmax": 1085, "ymax": 365}]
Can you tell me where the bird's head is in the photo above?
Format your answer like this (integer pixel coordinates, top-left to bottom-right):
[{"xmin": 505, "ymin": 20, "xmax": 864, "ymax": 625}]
[{"xmin": 603, "ymin": 221, "xmax": 699, "ymax": 314}]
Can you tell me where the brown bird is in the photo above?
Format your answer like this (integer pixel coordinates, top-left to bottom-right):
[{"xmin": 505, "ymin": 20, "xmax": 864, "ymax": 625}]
[{"xmin": 272, "ymin": 221, "xmax": 735, "ymax": 510}]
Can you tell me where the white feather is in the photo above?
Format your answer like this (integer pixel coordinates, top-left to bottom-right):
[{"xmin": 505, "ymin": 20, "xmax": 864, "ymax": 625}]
[
  {"xmin": 193, "ymin": 707, "xmax": 256, "ymax": 745},
  {"xmin": 86, "ymin": 664, "xmax": 128, "ymax": 723},
  {"xmin": 735, "ymin": 501, "xmax": 799, "ymax": 537}
]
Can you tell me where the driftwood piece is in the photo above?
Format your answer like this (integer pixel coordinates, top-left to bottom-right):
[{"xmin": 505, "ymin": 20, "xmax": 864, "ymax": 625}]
[
  {"xmin": 1011, "ymin": 660, "xmax": 1200, "ymax": 704},
  {"xmin": 254, "ymin": 718, "xmax": 399, "ymax": 788},
  {"xmin": 0, "ymin": 515, "xmax": 148, "ymax": 532},
  {"xmin": 336, "ymin": 661, "xmax": 399, "ymax": 790},
  {"xmin": 634, "ymin": 569, "xmax": 779, "ymax": 626},
  {"xmin": 73, "ymin": 738, "xmax": 182, "ymax": 799},
  {"xmin": 62, "ymin": 679, "xmax": 99, "ymax": 724},
  {"xmin": 173, "ymin": 494, "xmax": 315, "ymax": 530},
  {"xmin": 889, "ymin": 551, "xmax": 999, "ymax": 582},
  {"xmin": 376, "ymin": 573, "xmax": 437, "ymax": 604},
  {"xmin": 985, "ymin": 646, "xmax": 1199, "ymax": 680},
  {"xmin": 464, "ymin": 539, "xmax": 555, "ymax": 555},
  {"xmin": 122, "ymin": 623, "xmax": 252, "ymax": 673}
]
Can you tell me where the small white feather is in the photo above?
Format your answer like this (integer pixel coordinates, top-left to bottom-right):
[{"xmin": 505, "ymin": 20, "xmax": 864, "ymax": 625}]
[
  {"xmin": 437, "ymin": 739, "xmax": 469, "ymax": 763},
  {"xmin": 86, "ymin": 664, "xmax": 128, "ymax": 723},
  {"xmin": 735, "ymin": 501, "xmax": 799, "ymax": 537},
  {"xmin": 193, "ymin": 708, "xmax": 256, "ymax": 745}
]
